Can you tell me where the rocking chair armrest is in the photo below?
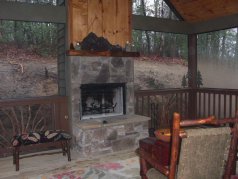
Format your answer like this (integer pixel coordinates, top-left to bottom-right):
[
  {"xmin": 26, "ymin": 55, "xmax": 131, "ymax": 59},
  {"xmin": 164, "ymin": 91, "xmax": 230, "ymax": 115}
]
[
  {"xmin": 180, "ymin": 116, "xmax": 216, "ymax": 127},
  {"xmin": 140, "ymin": 148, "xmax": 169, "ymax": 176},
  {"xmin": 154, "ymin": 128, "xmax": 187, "ymax": 142}
]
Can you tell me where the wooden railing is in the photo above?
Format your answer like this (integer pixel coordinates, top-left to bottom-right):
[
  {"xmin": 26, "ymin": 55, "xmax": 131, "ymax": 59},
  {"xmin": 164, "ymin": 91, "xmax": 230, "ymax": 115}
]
[
  {"xmin": 135, "ymin": 88, "xmax": 191, "ymax": 129},
  {"xmin": 0, "ymin": 96, "xmax": 69, "ymax": 157},
  {"xmin": 196, "ymin": 88, "xmax": 238, "ymax": 119},
  {"xmin": 135, "ymin": 88, "xmax": 238, "ymax": 130}
]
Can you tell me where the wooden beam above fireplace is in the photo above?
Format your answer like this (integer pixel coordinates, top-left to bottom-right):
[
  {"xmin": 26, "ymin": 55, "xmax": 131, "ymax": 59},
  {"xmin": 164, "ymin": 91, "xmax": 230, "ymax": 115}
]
[{"xmin": 67, "ymin": 50, "xmax": 139, "ymax": 57}]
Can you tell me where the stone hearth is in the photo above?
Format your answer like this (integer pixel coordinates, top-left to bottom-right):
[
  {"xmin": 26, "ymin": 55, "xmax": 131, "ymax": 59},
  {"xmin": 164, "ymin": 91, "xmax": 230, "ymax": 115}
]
[
  {"xmin": 68, "ymin": 56, "xmax": 149, "ymax": 157},
  {"xmin": 73, "ymin": 114, "xmax": 149, "ymax": 157}
]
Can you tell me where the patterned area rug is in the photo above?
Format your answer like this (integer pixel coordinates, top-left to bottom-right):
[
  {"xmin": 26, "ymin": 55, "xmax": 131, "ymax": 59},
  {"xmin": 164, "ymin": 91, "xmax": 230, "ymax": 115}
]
[{"xmin": 31, "ymin": 157, "xmax": 140, "ymax": 179}]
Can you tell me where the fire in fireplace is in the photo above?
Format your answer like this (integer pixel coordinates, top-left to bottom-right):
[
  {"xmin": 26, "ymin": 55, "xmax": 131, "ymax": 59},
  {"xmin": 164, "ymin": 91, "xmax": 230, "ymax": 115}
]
[{"xmin": 80, "ymin": 83, "xmax": 125, "ymax": 119}]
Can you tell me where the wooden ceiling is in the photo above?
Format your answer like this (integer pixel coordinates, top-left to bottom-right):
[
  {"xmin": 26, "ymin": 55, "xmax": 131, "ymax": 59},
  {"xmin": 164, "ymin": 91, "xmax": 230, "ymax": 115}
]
[{"xmin": 169, "ymin": 0, "xmax": 238, "ymax": 23}]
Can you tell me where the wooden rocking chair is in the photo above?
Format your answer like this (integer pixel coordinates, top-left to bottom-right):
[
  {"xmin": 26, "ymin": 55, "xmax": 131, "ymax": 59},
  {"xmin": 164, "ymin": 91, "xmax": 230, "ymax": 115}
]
[{"xmin": 140, "ymin": 112, "xmax": 238, "ymax": 179}]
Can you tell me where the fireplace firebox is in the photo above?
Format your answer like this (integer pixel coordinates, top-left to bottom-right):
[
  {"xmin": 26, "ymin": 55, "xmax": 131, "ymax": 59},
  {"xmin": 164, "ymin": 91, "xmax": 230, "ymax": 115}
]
[{"xmin": 80, "ymin": 83, "xmax": 125, "ymax": 120}]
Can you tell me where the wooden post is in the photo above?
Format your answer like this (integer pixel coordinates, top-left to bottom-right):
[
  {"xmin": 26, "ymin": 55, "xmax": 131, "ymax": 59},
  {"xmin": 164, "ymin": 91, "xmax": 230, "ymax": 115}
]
[
  {"xmin": 188, "ymin": 34, "xmax": 197, "ymax": 119},
  {"xmin": 223, "ymin": 123, "xmax": 238, "ymax": 178},
  {"xmin": 169, "ymin": 112, "xmax": 181, "ymax": 179}
]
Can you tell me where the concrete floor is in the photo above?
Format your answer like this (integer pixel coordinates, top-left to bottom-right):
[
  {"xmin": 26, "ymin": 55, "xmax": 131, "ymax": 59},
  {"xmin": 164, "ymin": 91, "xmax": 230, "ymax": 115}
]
[{"xmin": 0, "ymin": 149, "xmax": 138, "ymax": 179}]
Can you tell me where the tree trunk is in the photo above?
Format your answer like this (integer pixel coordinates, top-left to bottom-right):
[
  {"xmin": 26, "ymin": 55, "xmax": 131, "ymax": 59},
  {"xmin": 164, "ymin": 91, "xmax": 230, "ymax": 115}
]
[
  {"xmin": 141, "ymin": 0, "xmax": 151, "ymax": 54},
  {"xmin": 221, "ymin": 31, "xmax": 227, "ymax": 59},
  {"xmin": 152, "ymin": 0, "xmax": 159, "ymax": 54},
  {"xmin": 138, "ymin": 31, "xmax": 143, "ymax": 52},
  {"xmin": 161, "ymin": 0, "xmax": 164, "ymax": 18},
  {"xmin": 235, "ymin": 28, "xmax": 238, "ymax": 59},
  {"xmin": 210, "ymin": 32, "xmax": 220, "ymax": 59},
  {"xmin": 158, "ymin": 33, "xmax": 164, "ymax": 57},
  {"xmin": 0, "ymin": 20, "xmax": 3, "ymax": 39},
  {"xmin": 170, "ymin": 35, "xmax": 178, "ymax": 57},
  {"xmin": 14, "ymin": 21, "xmax": 18, "ymax": 47}
]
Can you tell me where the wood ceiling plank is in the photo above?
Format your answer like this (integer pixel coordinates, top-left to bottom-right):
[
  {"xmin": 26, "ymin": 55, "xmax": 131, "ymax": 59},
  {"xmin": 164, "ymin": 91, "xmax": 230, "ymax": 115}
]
[{"xmin": 170, "ymin": 0, "xmax": 238, "ymax": 22}]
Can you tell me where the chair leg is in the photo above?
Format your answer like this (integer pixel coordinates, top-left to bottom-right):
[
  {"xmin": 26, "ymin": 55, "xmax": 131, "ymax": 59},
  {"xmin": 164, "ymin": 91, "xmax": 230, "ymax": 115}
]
[
  {"xmin": 140, "ymin": 156, "xmax": 149, "ymax": 179},
  {"xmin": 66, "ymin": 140, "xmax": 71, "ymax": 161},
  {"xmin": 13, "ymin": 147, "xmax": 16, "ymax": 165},
  {"xmin": 15, "ymin": 147, "xmax": 20, "ymax": 171},
  {"xmin": 61, "ymin": 141, "xmax": 66, "ymax": 156}
]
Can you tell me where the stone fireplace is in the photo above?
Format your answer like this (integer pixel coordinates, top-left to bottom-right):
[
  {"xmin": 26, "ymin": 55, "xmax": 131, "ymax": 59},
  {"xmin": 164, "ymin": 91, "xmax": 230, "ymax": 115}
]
[{"xmin": 68, "ymin": 55, "xmax": 149, "ymax": 157}]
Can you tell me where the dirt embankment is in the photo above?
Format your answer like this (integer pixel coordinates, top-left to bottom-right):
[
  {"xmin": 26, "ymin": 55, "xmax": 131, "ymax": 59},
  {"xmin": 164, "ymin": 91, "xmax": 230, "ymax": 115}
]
[
  {"xmin": 0, "ymin": 45, "xmax": 188, "ymax": 98},
  {"xmin": 0, "ymin": 44, "xmax": 58, "ymax": 99},
  {"xmin": 134, "ymin": 57, "xmax": 187, "ymax": 90}
]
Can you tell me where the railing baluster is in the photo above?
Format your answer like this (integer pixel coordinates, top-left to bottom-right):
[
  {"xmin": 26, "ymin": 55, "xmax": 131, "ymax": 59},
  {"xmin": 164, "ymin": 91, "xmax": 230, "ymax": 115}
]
[
  {"xmin": 175, "ymin": 93, "xmax": 178, "ymax": 112},
  {"xmin": 184, "ymin": 91, "xmax": 188, "ymax": 118},
  {"xmin": 218, "ymin": 94, "xmax": 221, "ymax": 119},
  {"xmin": 203, "ymin": 92, "xmax": 206, "ymax": 117},
  {"xmin": 229, "ymin": 94, "xmax": 232, "ymax": 118},
  {"xmin": 155, "ymin": 95, "xmax": 159, "ymax": 128},
  {"xmin": 224, "ymin": 94, "xmax": 227, "ymax": 118},
  {"xmin": 136, "ymin": 96, "xmax": 139, "ymax": 114},
  {"xmin": 198, "ymin": 91, "xmax": 201, "ymax": 118},
  {"xmin": 213, "ymin": 93, "xmax": 216, "ymax": 117},
  {"xmin": 139, "ymin": 96, "xmax": 142, "ymax": 115},
  {"xmin": 208, "ymin": 92, "xmax": 211, "ymax": 116},
  {"xmin": 150, "ymin": 102, "xmax": 154, "ymax": 129},
  {"xmin": 179, "ymin": 92, "xmax": 182, "ymax": 115},
  {"xmin": 147, "ymin": 95, "xmax": 150, "ymax": 117},
  {"xmin": 236, "ymin": 95, "xmax": 238, "ymax": 115},
  {"xmin": 143, "ymin": 96, "xmax": 146, "ymax": 116},
  {"xmin": 162, "ymin": 95, "xmax": 164, "ymax": 123}
]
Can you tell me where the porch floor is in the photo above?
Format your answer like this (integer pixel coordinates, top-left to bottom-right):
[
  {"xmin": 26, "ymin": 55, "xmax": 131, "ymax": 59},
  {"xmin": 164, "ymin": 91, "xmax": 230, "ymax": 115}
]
[
  {"xmin": 0, "ymin": 149, "xmax": 139, "ymax": 179},
  {"xmin": 1, "ymin": 149, "xmax": 237, "ymax": 179}
]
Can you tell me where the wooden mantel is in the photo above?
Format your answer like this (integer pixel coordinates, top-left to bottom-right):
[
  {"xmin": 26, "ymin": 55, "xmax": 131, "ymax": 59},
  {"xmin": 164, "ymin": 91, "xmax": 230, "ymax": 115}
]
[
  {"xmin": 68, "ymin": 0, "xmax": 132, "ymax": 48},
  {"xmin": 67, "ymin": 50, "xmax": 139, "ymax": 57}
]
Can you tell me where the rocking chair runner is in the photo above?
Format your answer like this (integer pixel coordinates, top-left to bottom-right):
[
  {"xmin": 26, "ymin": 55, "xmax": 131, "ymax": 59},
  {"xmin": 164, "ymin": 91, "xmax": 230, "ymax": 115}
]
[{"xmin": 139, "ymin": 113, "xmax": 238, "ymax": 179}]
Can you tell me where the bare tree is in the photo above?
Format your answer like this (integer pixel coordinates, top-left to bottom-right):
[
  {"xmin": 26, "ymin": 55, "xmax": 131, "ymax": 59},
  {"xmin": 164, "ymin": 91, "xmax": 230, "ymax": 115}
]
[
  {"xmin": 141, "ymin": 0, "xmax": 151, "ymax": 54},
  {"xmin": 221, "ymin": 30, "xmax": 227, "ymax": 59},
  {"xmin": 235, "ymin": 28, "xmax": 238, "ymax": 59}
]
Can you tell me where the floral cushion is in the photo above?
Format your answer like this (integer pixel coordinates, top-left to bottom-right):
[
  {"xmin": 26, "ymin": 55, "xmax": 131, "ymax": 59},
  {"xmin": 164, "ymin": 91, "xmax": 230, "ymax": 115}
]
[{"xmin": 12, "ymin": 130, "xmax": 71, "ymax": 147}]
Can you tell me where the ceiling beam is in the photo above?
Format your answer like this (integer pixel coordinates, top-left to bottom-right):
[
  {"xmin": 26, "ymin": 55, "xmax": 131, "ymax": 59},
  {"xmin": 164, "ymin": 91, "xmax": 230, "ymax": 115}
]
[
  {"xmin": 192, "ymin": 13, "xmax": 238, "ymax": 34},
  {"xmin": 163, "ymin": 0, "xmax": 184, "ymax": 21},
  {"xmin": 1, "ymin": 1, "xmax": 237, "ymax": 34},
  {"xmin": 0, "ymin": 1, "xmax": 66, "ymax": 23},
  {"xmin": 132, "ymin": 15, "xmax": 192, "ymax": 34},
  {"xmin": 133, "ymin": 13, "xmax": 238, "ymax": 35}
]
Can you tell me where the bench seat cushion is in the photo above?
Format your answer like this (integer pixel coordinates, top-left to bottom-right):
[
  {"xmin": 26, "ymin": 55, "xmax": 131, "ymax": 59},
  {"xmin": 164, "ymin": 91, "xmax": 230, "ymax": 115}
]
[{"xmin": 12, "ymin": 130, "xmax": 71, "ymax": 147}]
